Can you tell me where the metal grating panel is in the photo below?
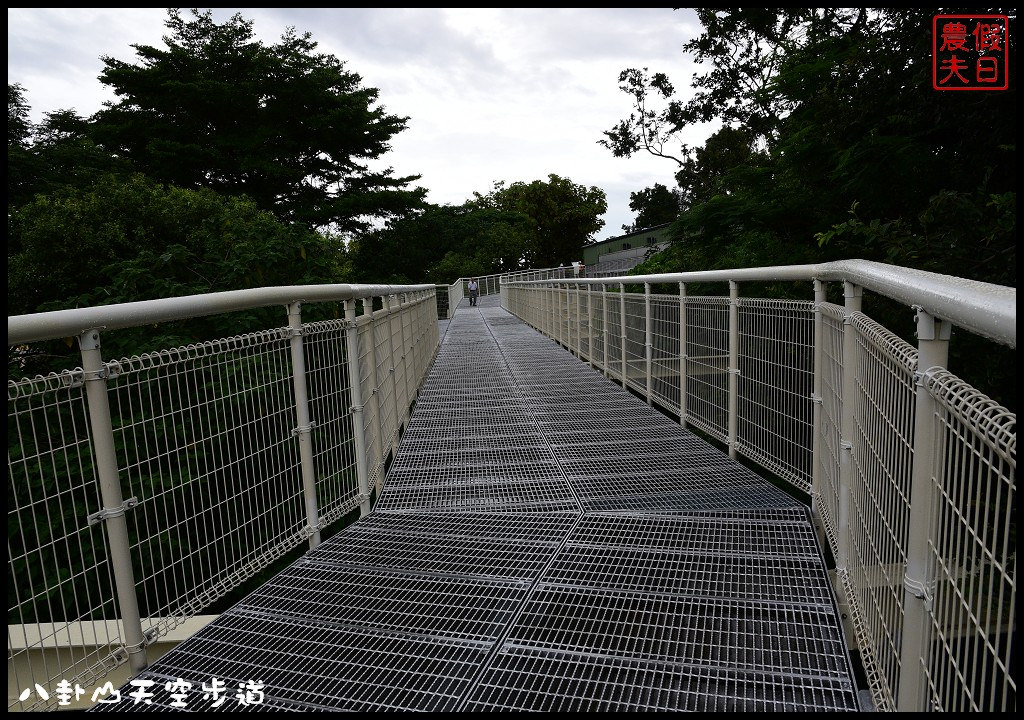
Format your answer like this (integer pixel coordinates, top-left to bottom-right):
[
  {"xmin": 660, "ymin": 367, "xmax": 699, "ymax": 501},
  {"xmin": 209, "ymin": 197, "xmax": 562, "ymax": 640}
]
[
  {"xmin": 91, "ymin": 298, "xmax": 860, "ymax": 713},
  {"xmin": 465, "ymin": 647, "xmax": 859, "ymax": 712}
]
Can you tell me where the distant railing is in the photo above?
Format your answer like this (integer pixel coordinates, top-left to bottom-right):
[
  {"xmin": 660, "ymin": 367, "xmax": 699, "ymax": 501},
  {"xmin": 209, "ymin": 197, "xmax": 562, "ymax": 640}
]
[
  {"xmin": 443, "ymin": 266, "xmax": 582, "ymax": 314},
  {"xmin": 7, "ymin": 284, "xmax": 439, "ymax": 711},
  {"xmin": 502, "ymin": 260, "xmax": 1016, "ymax": 713}
]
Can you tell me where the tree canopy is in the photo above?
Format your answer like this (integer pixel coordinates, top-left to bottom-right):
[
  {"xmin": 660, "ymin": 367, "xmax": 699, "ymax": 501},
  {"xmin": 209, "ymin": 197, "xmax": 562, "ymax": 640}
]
[
  {"xmin": 88, "ymin": 8, "xmax": 425, "ymax": 233},
  {"xmin": 622, "ymin": 183, "xmax": 681, "ymax": 232},
  {"xmin": 475, "ymin": 174, "xmax": 607, "ymax": 268},
  {"xmin": 602, "ymin": 8, "xmax": 1016, "ymax": 288}
]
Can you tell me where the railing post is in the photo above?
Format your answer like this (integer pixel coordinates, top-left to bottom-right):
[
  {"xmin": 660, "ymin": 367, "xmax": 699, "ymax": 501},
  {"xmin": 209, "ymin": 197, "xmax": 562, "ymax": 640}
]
[
  {"xmin": 602, "ymin": 283, "xmax": 610, "ymax": 378},
  {"xmin": 810, "ymin": 279, "xmax": 827, "ymax": 518},
  {"xmin": 645, "ymin": 282, "xmax": 653, "ymax": 405},
  {"xmin": 287, "ymin": 302, "xmax": 322, "ymax": 549},
  {"xmin": 343, "ymin": 299, "xmax": 372, "ymax": 517},
  {"xmin": 728, "ymin": 281, "xmax": 739, "ymax": 459},
  {"xmin": 619, "ymin": 282, "xmax": 627, "ymax": 384},
  {"xmin": 679, "ymin": 282, "xmax": 687, "ymax": 427},
  {"xmin": 897, "ymin": 308, "xmax": 951, "ymax": 711},
  {"xmin": 837, "ymin": 281, "xmax": 863, "ymax": 573},
  {"xmin": 79, "ymin": 329, "xmax": 148, "ymax": 673}
]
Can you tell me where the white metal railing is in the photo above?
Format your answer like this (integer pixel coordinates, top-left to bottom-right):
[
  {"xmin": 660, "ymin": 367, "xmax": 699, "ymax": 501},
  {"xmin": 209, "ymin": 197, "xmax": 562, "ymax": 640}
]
[
  {"xmin": 7, "ymin": 283, "xmax": 439, "ymax": 711},
  {"xmin": 502, "ymin": 260, "xmax": 1015, "ymax": 712}
]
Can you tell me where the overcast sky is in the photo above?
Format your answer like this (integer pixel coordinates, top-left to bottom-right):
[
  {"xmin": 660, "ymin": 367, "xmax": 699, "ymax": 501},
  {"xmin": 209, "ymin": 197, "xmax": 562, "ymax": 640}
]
[{"xmin": 8, "ymin": 7, "xmax": 716, "ymax": 241}]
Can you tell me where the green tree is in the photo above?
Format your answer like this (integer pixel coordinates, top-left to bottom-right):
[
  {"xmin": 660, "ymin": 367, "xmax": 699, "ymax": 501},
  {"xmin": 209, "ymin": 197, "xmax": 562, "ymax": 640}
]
[
  {"xmin": 353, "ymin": 202, "xmax": 534, "ymax": 284},
  {"xmin": 477, "ymin": 174, "xmax": 607, "ymax": 268},
  {"xmin": 604, "ymin": 8, "xmax": 1015, "ymax": 287},
  {"xmin": 9, "ymin": 173, "xmax": 346, "ymax": 363},
  {"xmin": 89, "ymin": 8, "xmax": 425, "ymax": 233},
  {"xmin": 623, "ymin": 183, "xmax": 681, "ymax": 232}
]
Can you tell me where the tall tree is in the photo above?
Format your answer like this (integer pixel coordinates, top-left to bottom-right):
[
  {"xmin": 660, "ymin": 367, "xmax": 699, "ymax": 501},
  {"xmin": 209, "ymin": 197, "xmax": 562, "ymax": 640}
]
[
  {"xmin": 352, "ymin": 202, "xmax": 534, "ymax": 284},
  {"xmin": 622, "ymin": 183, "xmax": 681, "ymax": 232},
  {"xmin": 477, "ymin": 174, "xmax": 607, "ymax": 268},
  {"xmin": 89, "ymin": 8, "xmax": 424, "ymax": 232}
]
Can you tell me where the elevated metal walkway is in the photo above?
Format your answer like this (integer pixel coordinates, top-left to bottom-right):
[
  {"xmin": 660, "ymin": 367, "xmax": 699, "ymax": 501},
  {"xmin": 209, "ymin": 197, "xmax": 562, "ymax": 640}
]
[{"xmin": 93, "ymin": 296, "xmax": 861, "ymax": 711}]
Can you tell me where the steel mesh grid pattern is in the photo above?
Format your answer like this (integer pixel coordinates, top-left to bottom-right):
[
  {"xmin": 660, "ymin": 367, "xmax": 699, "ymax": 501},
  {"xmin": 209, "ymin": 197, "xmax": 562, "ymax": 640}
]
[
  {"xmin": 465, "ymin": 646, "xmax": 858, "ymax": 712},
  {"xmin": 303, "ymin": 512, "xmax": 576, "ymax": 578},
  {"xmin": 846, "ymin": 312, "xmax": 917, "ymax": 704},
  {"xmin": 303, "ymin": 321, "xmax": 362, "ymax": 524},
  {"xmin": 95, "ymin": 616, "xmax": 491, "ymax": 712},
  {"xmin": 923, "ymin": 371, "xmax": 1016, "ymax": 712},
  {"xmin": 8, "ymin": 372, "xmax": 125, "ymax": 711},
  {"xmin": 89, "ymin": 299, "xmax": 859, "ymax": 713},
  {"xmin": 736, "ymin": 299, "xmax": 815, "ymax": 490},
  {"xmin": 240, "ymin": 567, "xmax": 528, "ymax": 642},
  {"xmin": 684, "ymin": 297, "xmax": 730, "ymax": 443},
  {"xmin": 815, "ymin": 304, "xmax": 846, "ymax": 559},
  {"xmin": 650, "ymin": 295, "xmax": 682, "ymax": 411},
  {"xmin": 467, "ymin": 510, "xmax": 857, "ymax": 711},
  {"xmin": 356, "ymin": 318, "xmax": 385, "ymax": 492},
  {"xmin": 372, "ymin": 306, "xmax": 399, "ymax": 456},
  {"xmin": 107, "ymin": 331, "xmax": 308, "ymax": 642}
]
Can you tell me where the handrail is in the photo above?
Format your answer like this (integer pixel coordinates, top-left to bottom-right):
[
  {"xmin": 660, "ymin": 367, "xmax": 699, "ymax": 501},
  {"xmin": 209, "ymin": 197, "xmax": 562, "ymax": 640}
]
[
  {"xmin": 7, "ymin": 283, "xmax": 437, "ymax": 345},
  {"xmin": 504, "ymin": 259, "xmax": 1017, "ymax": 348}
]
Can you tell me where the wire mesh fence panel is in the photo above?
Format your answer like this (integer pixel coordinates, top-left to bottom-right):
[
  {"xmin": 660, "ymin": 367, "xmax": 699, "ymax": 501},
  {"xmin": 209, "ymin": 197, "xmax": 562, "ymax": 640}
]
[
  {"xmin": 304, "ymin": 320, "xmax": 362, "ymax": 526},
  {"xmin": 605, "ymin": 291, "xmax": 623, "ymax": 382},
  {"xmin": 736, "ymin": 299, "xmax": 815, "ymax": 491},
  {"xmin": 651, "ymin": 295, "xmax": 681, "ymax": 412},
  {"xmin": 846, "ymin": 313, "xmax": 917, "ymax": 710},
  {"xmin": 106, "ymin": 331, "xmax": 307, "ymax": 643},
  {"xmin": 435, "ymin": 288, "xmax": 450, "ymax": 320},
  {"xmin": 576, "ymin": 288, "xmax": 590, "ymax": 360},
  {"xmin": 815, "ymin": 304, "xmax": 845, "ymax": 555},
  {"xmin": 373, "ymin": 308, "xmax": 399, "ymax": 456},
  {"xmin": 8, "ymin": 372, "xmax": 124, "ymax": 711},
  {"xmin": 923, "ymin": 371, "xmax": 1015, "ymax": 712},
  {"xmin": 685, "ymin": 297, "xmax": 730, "ymax": 444},
  {"xmin": 590, "ymin": 289, "xmax": 607, "ymax": 372},
  {"xmin": 356, "ymin": 314, "xmax": 385, "ymax": 495},
  {"xmin": 622, "ymin": 293, "xmax": 646, "ymax": 396}
]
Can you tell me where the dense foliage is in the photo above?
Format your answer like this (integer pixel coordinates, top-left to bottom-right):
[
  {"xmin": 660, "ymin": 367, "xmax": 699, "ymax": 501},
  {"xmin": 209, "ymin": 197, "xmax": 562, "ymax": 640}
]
[
  {"xmin": 603, "ymin": 8, "xmax": 1016, "ymax": 290},
  {"xmin": 90, "ymin": 9, "xmax": 425, "ymax": 233}
]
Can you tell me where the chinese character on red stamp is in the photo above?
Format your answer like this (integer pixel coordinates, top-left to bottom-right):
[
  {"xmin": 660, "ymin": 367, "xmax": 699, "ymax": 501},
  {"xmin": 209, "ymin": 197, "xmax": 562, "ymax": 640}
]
[{"xmin": 933, "ymin": 15, "xmax": 1009, "ymax": 90}]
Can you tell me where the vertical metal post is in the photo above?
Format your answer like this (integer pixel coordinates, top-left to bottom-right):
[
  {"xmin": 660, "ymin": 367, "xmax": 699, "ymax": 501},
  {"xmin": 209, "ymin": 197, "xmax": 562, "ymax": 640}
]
[
  {"xmin": 837, "ymin": 281, "xmax": 863, "ymax": 573},
  {"xmin": 619, "ymin": 283, "xmax": 627, "ymax": 384},
  {"xmin": 645, "ymin": 282, "xmax": 653, "ymax": 405},
  {"xmin": 79, "ymin": 329, "xmax": 148, "ymax": 673},
  {"xmin": 810, "ymin": 280, "xmax": 827, "ymax": 517},
  {"xmin": 343, "ymin": 299, "xmax": 372, "ymax": 517},
  {"xmin": 728, "ymin": 281, "xmax": 739, "ymax": 459},
  {"xmin": 897, "ymin": 309, "xmax": 951, "ymax": 711},
  {"xmin": 287, "ymin": 302, "xmax": 321, "ymax": 549},
  {"xmin": 601, "ymin": 283, "xmax": 609, "ymax": 378},
  {"xmin": 679, "ymin": 282, "xmax": 687, "ymax": 427}
]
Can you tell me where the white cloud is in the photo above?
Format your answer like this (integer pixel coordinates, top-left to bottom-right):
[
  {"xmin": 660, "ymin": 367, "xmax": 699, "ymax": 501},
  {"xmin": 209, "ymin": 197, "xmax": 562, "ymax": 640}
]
[{"xmin": 7, "ymin": 7, "xmax": 714, "ymax": 241}]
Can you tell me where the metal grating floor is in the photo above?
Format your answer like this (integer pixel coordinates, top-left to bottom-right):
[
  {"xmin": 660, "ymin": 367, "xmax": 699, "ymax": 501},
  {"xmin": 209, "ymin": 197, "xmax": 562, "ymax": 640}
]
[{"xmin": 92, "ymin": 295, "xmax": 860, "ymax": 712}]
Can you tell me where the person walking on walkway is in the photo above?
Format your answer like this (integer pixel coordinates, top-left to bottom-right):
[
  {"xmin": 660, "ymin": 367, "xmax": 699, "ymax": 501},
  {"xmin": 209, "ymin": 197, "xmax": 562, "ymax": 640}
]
[{"xmin": 468, "ymin": 278, "xmax": 479, "ymax": 306}]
